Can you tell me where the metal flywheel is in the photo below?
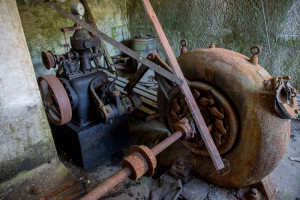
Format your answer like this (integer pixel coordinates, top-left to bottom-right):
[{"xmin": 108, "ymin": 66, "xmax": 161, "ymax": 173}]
[{"xmin": 38, "ymin": 74, "xmax": 72, "ymax": 126}]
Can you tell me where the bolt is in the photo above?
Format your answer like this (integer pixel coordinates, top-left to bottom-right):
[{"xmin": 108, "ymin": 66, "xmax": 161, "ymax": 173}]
[
  {"xmin": 176, "ymin": 161, "xmax": 185, "ymax": 170},
  {"xmin": 199, "ymin": 97, "xmax": 214, "ymax": 106},
  {"xmin": 215, "ymin": 120, "xmax": 227, "ymax": 135},
  {"xmin": 170, "ymin": 110, "xmax": 180, "ymax": 121},
  {"xmin": 171, "ymin": 100, "xmax": 181, "ymax": 113},
  {"xmin": 192, "ymin": 89, "xmax": 200, "ymax": 99},
  {"xmin": 128, "ymin": 106, "xmax": 134, "ymax": 112},
  {"xmin": 247, "ymin": 188, "xmax": 260, "ymax": 200},
  {"xmin": 197, "ymin": 139, "xmax": 204, "ymax": 147},
  {"xmin": 205, "ymin": 119, "xmax": 210, "ymax": 125},
  {"xmin": 210, "ymin": 107, "xmax": 224, "ymax": 119},
  {"xmin": 213, "ymin": 132, "xmax": 222, "ymax": 147},
  {"xmin": 207, "ymin": 124, "xmax": 213, "ymax": 132},
  {"xmin": 31, "ymin": 186, "xmax": 41, "ymax": 195}
]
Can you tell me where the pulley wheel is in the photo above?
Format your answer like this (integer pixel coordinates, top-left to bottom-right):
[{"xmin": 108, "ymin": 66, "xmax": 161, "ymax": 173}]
[
  {"xmin": 41, "ymin": 51, "xmax": 56, "ymax": 70},
  {"xmin": 38, "ymin": 74, "xmax": 72, "ymax": 126}
]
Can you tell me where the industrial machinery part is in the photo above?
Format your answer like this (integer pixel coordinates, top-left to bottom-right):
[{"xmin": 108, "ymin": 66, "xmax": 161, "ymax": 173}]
[
  {"xmin": 43, "ymin": 0, "xmax": 298, "ymax": 192},
  {"xmin": 166, "ymin": 81, "xmax": 238, "ymax": 156},
  {"xmin": 38, "ymin": 2, "xmax": 142, "ymax": 169},
  {"xmin": 274, "ymin": 76, "xmax": 298, "ymax": 119},
  {"xmin": 158, "ymin": 44, "xmax": 297, "ymax": 188},
  {"xmin": 141, "ymin": 0, "xmax": 224, "ymax": 170},
  {"xmin": 180, "ymin": 39, "xmax": 188, "ymax": 55},
  {"xmin": 81, "ymin": 123, "xmax": 194, "ymax": 200},
  {"xmin": 39, "ymin": 4, "xmax": 141, "ymax": 127},
  {"xmin": 45, "ymin": 0, "xmax": 225, "ymax": 171},
  {"xmin": 38, "ymin": 74, "xmax": 72, "ymax": 126},
  {"xmin": 45, "ymin": 1, "xmax": 183, "ymax": 86}
]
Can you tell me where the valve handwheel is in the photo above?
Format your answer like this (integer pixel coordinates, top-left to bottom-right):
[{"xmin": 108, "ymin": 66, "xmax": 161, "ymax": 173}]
[{"xmin": 38, "ymin": 74, "xmax": 72, "ymax": 126}]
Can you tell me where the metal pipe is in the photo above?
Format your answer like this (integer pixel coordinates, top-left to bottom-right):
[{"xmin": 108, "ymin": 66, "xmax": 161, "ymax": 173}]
[
  {"xmin": 152, "ymin": 131, "xmax": 182, "ymax": 156},
  {"xmin": 81, "ymin": 131, "xmax": 183, "ymax": 200},
  {"xmin": 81, "ymin": 168, "xmax": 132, "ymax": 200}
]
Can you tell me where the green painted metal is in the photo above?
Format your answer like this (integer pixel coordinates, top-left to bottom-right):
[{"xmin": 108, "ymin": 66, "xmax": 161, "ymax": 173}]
[{"xmin": 132, "ymin": 36, "xmax": 157, "ymax": 56}]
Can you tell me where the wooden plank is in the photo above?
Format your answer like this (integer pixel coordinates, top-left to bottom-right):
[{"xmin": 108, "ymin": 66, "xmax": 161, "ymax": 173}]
[
  {"xmin": 114, "ymin": 85, "xmax": 157, "ymax": 109},
  {"xmin": 125, "ymin": 64, "xmax": 149, "ymax": 92},
  {"xmin": 141, "ymin": 0, "xmax": 224, "ymax": 170},
  {"xmin": 141, "ymin": 97, "xmax": 158, "ymax": 109},
  {"xmin": 111, "ymin": 78, "xmax": 157, "ymax": 102},
  {"xmin": 138, "ymin": 106, "xmax": 157, "ymax": 115},
  {"xmin": 46, "ymin": 1, "xmax": 183, "ymax": 86},
  {"xmin": 104, "ymin": 70, "xmax": 157, "ymax": 96}
]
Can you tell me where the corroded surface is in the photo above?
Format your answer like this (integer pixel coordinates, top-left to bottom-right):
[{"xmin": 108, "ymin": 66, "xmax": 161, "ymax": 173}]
[
  {"xmin": 17, "ymin": 0, "xmax": 131, "ymax": 78},
  {"xmin": 158, "ymin": 48, "xmax": 291, "ymax": 187},
  {"xmin": 167, "ymin": 82, "xmax": 238, "ymax": 156}
]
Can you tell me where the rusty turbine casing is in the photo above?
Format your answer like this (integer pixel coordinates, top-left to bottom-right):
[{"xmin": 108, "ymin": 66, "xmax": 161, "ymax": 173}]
[{"xmin": 158, "ymin": 47, "xmax": 291, "ymax": 188}]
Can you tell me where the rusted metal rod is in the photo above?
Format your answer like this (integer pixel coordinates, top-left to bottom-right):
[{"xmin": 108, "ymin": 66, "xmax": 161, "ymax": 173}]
[
  {"xmin": 81, "ymin": 168, "xmax": 132, "ymax": 200},
  {"xmin": 81, "ymin": 131, "xmax": 183, "ymax": 200},
  {"xmin": 152, "ymin": 131, "xmax": 182, "ymax": 155},
  {"xmin": 140, "ymin": 0, "xmax": 224, "ymax": 170}
]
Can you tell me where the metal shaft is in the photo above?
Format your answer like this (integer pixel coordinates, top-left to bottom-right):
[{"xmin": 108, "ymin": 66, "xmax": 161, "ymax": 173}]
[
  {"xmin": 81, "ymin": 168, "xmax": 131, "ymax": 200},
  {"xmin": 152, "ymin": 131, "xmax": 182, "ymax": 155},
  {"xmin": 81, "ymin": 131, "xmax": 183, "ymax": 200}
]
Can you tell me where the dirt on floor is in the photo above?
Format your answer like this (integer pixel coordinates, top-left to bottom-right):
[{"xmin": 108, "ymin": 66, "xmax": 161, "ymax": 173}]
[{"xmin": 61, "ymin": 119, "xmax": 300, "ymax": 200}]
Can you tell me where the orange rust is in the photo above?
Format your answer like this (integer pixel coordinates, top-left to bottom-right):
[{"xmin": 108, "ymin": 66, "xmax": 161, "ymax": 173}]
[
  {"xmin": 158, "ymin": 47, "xmax": 290, "ymax": 187},
  {"xmin": 42, "ymin": 180, "xmax": 78, "ymax": 200}
]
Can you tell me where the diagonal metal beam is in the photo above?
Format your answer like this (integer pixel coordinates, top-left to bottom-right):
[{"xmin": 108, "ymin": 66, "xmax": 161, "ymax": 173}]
[
  {"xmin": 141, "ymin": 0, "xmax": 224, "ymax": 170},
  {"xmin": 45, "ymin": 1, "xmax": 183, "ymax": 86}
]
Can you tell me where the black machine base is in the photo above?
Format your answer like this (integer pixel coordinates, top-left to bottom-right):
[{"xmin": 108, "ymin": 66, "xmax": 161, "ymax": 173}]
[{"xmin": 51, "ymin": 115, "xmax": 130, "ymax": 169}]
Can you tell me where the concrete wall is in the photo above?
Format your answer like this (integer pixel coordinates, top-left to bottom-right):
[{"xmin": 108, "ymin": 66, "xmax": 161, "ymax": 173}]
[
  {"xmin": 0, "ymin": 0, "xmax": 57, "ymax": 184},
  {"xmin": 126, "ymin": 0, "xmax": 300, "ymax": 89},
  {"xmin": 17, "ymin": 0, "xmax": 130, "ymax": 78},
  {"xmin": 17, "ymin": 0, "xmax": 299, "ymax": 89}
]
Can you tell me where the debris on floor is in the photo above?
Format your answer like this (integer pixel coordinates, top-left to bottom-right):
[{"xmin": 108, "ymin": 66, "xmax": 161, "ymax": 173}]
[{"xmin": 58, "ymin": 119, "xmax": 300, "ymax": 200}]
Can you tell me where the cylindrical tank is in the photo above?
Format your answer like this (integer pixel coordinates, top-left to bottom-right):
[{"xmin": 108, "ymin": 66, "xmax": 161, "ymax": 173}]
[
  {"xmin": 157, "ymin": 47, "xmax": 291, "ymax": 188},
  {"xmin": 131, "ymin": 35, "xmax": 157, "ymax": 56},
  {"xmin": 132, "ymin": 34, "xmax": 157, "ymax": 83}
]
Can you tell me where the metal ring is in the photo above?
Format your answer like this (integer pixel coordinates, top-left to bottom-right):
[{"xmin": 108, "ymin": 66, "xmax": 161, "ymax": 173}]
[
  {"xmin": 180, "ymin": 39, "xmax": 187, "ymax": 47},
  {"xmin": 250, "ymin": 45, "xmax": 261, "ymax": 56}
]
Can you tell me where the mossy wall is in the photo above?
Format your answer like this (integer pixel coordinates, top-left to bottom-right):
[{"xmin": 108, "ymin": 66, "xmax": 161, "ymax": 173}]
[
  {"xmin": 17, "ymin": 0, "xmax": 130, "ymax": 77},
  {"xmin": 17, "ymin": 0, "xmax": 299, "ymax": 89},
  {"xmin": 126, "ymin": 0, "xmax": 300, "ymax": 89},
  {"xmin": 0, "ymin": 0, "xmax": 58, "ymax": 184}
]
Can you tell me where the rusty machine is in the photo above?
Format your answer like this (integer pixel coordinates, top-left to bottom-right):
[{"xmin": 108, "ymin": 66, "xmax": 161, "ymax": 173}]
[
  {"xmin": 38, "ymin": 3, "xmax": 142, "ymax": 169},
  {"xmin": 38, "ymin": 1, "xmax": 299, "ymax": 199}
]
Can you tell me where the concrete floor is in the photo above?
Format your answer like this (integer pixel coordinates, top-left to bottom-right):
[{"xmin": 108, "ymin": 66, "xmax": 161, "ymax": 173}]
[{"xmin": 62, "ymin": 118, "xmax": 300, "ymax": 200}]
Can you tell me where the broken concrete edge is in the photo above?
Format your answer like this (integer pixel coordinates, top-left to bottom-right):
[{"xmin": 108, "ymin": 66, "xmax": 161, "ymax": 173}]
[{"xmin": 0, "ymin": 159, "xmax": 85, "ymax": 199}]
